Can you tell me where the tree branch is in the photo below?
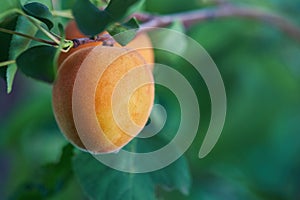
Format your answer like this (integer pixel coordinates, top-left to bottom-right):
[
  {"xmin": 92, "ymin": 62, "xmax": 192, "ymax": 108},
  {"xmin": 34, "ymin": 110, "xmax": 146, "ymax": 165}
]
[
  {"xmin": 137, "ymin": 5, "xmax": 300, "ymax": 43},
  {"xmin": 69, "ymin": 4, "xmax": 300, "ymax": 49}
]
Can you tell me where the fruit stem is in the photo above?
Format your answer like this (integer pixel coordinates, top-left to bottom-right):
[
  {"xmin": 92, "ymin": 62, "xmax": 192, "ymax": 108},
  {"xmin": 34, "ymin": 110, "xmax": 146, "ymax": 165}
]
[
  {"xmin": 0, "ymin": 27, "xmax": 57, "ymax": 46},
  {"xmin": 0, "ymin": 60, "xmax": 15, "ymax": 68}
]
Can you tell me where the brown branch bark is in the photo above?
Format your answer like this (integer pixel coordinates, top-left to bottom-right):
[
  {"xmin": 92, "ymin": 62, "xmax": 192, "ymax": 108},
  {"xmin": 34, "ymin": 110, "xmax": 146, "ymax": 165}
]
[
  {"xmin": 137, "ymin": 5, "xmax": 300, "ymax": 43},
  {"xmin": 72, "ymin": 33, "xmax": 115, "ymax": 47}
]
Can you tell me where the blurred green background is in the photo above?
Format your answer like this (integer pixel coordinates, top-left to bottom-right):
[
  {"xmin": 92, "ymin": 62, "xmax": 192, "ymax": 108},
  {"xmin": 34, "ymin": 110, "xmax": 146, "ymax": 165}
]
[{"xmin": 1, "ymin": 0, "xmax": 300, "ymax": 199}]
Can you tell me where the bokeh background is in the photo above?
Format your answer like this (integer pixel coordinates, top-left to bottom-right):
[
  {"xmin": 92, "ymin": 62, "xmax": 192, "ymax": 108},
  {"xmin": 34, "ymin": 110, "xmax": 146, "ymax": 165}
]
[{"xmin": 1, "ymin": 0, "xmax": 300, "ymax": 199}]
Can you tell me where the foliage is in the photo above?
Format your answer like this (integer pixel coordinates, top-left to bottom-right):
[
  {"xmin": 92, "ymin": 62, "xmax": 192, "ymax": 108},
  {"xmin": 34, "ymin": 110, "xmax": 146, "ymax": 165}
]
[
  {"xmin": 10, "ymin": 144, "xmax": 74, "ymax": 200},
  {"xmin": 16, "ymin": 45, "xmax": 57, "ymax": 83},
  {"xmin": 73, "ymin": 149, "xmax": 190, "ymax": 200},
  {"xmin": 0, "ymin": 0, "xmax": 139, "ymax": 93}
]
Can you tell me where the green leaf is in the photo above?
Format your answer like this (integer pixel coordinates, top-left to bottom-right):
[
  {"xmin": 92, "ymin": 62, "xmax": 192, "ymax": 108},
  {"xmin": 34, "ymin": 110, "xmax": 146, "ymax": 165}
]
[
  {"xmin": 107, "ymin": 18, "xmax": 139, "ymax": 46},
  {"xmin": 0, "ymin": 0, "xmax": 20, "ymax": 14},
  {"xmin": 61, "ymin": 0, "xmax": 77, "ymax": 9},
  {"xmin": 62, "ymin": 0, "xmax": 107, "ymax": 10},
  {"xmin": 105, "ymin": 0, "xmax": 140, "ymax": 21},
  {"xmin": 73, "ymin": 152, "xmax": 156, "ymax": 200},
  {"xmin": 22, "ymin": 2, "xmax": 54, "ymax": 30},
  {"xmin": 6, "ymin": 0, "xmax": 53, "ymax": 93},
  {"xmin": 20, "ymin": 0, "xmax": 53, "ymax": 8},
  {"xmin": 125, "ymin": 0, "xmax": 146, "ymax": 16},
  {"xmin": 72, "ymin": 0, "xmax": 142, "ymax": 37},
  {"xmin": 6, "ymin": 15, "xmax": 38, "ymax": 93},
  {"xmin": 73, "ymin": 135, "xmax": 191, "ymax": 199},
  {"xmin": 72, "ymin": 0, "xmax": 111, "ymax": 36},
  {"xmin": 16, "ymin": 45, "xmax": 56, "ymax": 83},
  {"xmin": 0, "ymin": 16, "xmax": 18, "ymax": 81},
  {"xmin": 133, "ymin": 136, "xmax": 191, "ymax": 195},
  {"xmin": 6, "ymin": 64, "xmax": 17, "ymax": 93},
  {"xmin": 10, "ymin": 144, "xmax": 74, "ymax": 200},
  {"xmin": 0, "ymin": 0, "xmax": 20, "ymax": 24},
  {"xmin": 150, "ymin": 156, "xmax": 191, "ymax": 195},
  {"xmin": 0, "ymin": 0, "xmax": 20, "ymax": 86}
]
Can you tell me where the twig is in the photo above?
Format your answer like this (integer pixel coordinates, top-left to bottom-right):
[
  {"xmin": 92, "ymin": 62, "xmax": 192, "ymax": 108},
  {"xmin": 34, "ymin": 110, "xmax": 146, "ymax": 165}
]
[
  {"xmin": 17, "ymin": 10, "xmax": 61, "ymax": 45},
  {"xmin": 131, "ymin": 13, "xmax": 154, "ymax": 23},
  {"xmin": 0, "ymin": 60, "xmax": 15, "ymax": 68},
  {"xmin": 68, "ymin": 4, "xmax": 300, "ymax": 49},
  {"xmin": 138, "ymin": 5, "xmax": 300, "ymax": 42},
  {"xmin": 0, "ymin": 27, "xmax": 57, "ymax": 46}
]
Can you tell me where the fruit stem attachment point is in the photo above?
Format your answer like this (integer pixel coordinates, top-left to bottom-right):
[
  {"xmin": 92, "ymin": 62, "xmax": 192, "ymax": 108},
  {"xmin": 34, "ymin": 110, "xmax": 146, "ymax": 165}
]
[
  {"xmin": 72, "ymin": 34, "xmax": 115, "ymax": 48},
  {"xmin": 61, "ymin": 40, "xmax": 74, "ymax": 52}
]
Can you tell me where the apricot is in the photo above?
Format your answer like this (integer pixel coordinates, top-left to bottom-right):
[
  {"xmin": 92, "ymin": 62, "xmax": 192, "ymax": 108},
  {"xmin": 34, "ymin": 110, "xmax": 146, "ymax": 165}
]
[
  {"xmin": 64, "ymin": 20, "xmax": 86, "ymax": 39},
  {"xmin": 127, "ymin": 32, "xmax": 154, "ymax": 66},
  {"xmin": 58, "ymin": 20, "xmax": 154, "ymax": 67},
  {"xmin": 52, "ymin": 45, "xmax": 154, "ymax": 153}
]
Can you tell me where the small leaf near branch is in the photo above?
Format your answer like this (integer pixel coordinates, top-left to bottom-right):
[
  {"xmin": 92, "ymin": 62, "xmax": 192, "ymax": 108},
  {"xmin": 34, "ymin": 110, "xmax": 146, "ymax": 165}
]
[
  {"xmin": 73, "ymin": 152, "xmax": 156, "ymax": 200},
  {"xmin": 72, "ymin": 0, "xmax": 142, "ymax": 37},
  {"xmin": 16, "ymin": 45, "xmax": 56, "ymax": 83},
  {"xmin": 6, "ymin": 15, "xmax": 37, "ymax": 94},
  {"xmin": 6, "ymin": 0, "xmax": 54, "ymax": 93},
  {"xmin": 9, "ymin": 144, "xmax": 74, "ymax": 200},
  {"xmin": 72, "ymin": 0, "xmax": 111, "ymax": 36},
  {"xmin": 72, "ymin": 136, "xmax": 191, "ymax": 199},
  {"xmin": 107, "ymin": 18, "xmax": 139, "ymax": 46},
  {"xmin": 0, "ymin": 0, "xmax": 20, "ymax": 18},
  {"xmin": 150, "ymin": 156, "xmax": 191, "ymax": 195},
  {"xmin": 0, "ymin": 15, "xmax": 18, "ymax": 82},
  {"xmin": 105, "ymin": 0, "xmax": 140, "ymax": 20},
  {"xmin": 22, "ymin": 2, "xmax": 54, "ymax": 30}
]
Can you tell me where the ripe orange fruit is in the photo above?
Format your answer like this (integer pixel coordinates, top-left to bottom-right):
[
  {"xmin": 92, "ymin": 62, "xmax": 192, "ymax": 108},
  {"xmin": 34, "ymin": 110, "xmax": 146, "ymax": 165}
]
[{"xmin": 53, "ymin": 46, "xmax": 154, "ymax": 153}]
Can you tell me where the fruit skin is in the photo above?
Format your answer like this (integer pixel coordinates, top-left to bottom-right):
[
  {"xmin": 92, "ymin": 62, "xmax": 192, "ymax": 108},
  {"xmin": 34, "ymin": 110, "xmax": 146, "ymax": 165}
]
[
  {"xmin": 53, "ymin": 46, "xmax": 154, "ymax": 153},
  {"xmin": 53, "ymin": 48, "xmax": 91, "ymax": 149},
  {"xmin": 64, "ymin": 20, "xmax": 86, "ymax": 39},
  {"xmin": 126, "ymin": 32, "xmax": 154, "ymax": 66},
  {"xmin": 58, "ymin": 20, "xmax": 154, "ymax": 67}
]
